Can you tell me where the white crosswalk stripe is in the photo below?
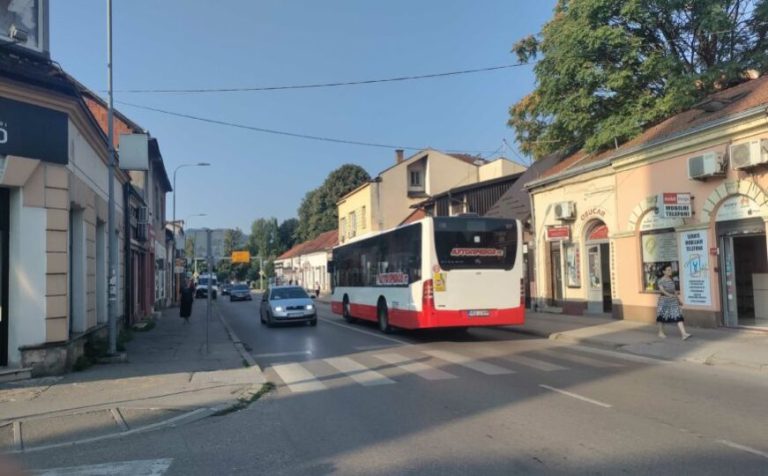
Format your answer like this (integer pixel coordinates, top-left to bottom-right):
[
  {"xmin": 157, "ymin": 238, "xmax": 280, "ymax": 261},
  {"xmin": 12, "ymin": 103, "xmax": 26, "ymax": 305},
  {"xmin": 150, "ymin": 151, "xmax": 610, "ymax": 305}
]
[
  {"xmin": 31, "ymin": 459, "xmax": 173, "ymax": 476},
  {"xmin": 548, "ymin": 350, "xmax": 623, "ymax": 368},
  {"xmin": 324, "ymin": 357, "xmax": 396, "ymax": 386},
  {"xmin": 373, "ymin": 353, "xmax": 458, "ymax": 380},
  {"xmin": 506, "ymin": 355, "xmax": 567, "ymax": 372},
  {"xmin": 423, "ymin": 350, "xmax": 514, "ymax": 375},
  {"xmin": 271, "ymin": 363, "xmax": 327, "ymax": 393}
]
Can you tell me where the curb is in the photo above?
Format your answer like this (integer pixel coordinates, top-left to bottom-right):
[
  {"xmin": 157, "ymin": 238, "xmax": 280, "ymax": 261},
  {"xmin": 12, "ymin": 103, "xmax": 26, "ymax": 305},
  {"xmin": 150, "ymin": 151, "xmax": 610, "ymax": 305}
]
[{"xmin": 214, "ymin": 303, "xmax": 260, "ymax": 369}]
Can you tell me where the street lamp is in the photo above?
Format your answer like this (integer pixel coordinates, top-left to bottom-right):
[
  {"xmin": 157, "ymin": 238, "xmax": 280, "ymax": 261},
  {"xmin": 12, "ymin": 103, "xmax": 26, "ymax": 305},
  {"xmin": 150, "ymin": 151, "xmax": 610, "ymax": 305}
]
[{"xmin": 171, "ymin": 162, "xmax": 210, "ymax": 303}]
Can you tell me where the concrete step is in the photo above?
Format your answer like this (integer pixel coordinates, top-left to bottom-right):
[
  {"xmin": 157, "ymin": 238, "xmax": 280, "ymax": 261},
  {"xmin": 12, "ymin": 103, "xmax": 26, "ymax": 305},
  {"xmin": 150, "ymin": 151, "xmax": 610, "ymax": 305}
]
[{"xmin": 0, "ymin": 367, "xmax": 32, "ymax": 383}]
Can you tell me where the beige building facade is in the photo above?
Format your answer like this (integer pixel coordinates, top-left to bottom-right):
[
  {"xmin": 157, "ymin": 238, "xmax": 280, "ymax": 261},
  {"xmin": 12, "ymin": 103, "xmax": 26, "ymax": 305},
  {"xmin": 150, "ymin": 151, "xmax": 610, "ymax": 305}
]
[{"xmin": 528, "ymin": 76, "xmax": 768, "ymax": 329}]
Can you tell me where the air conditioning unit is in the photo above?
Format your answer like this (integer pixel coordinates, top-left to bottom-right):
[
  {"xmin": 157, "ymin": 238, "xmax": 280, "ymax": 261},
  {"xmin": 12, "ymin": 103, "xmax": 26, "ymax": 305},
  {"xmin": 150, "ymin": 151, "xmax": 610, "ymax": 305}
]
[
  {"xmin": 554, "ymin": 201, "xmax": 576, "ymax": 220},
  {"xmin": 688, "ymin": 151, "xmax": 724, "ymax": 180},
  {"xmin": 730, "ymin": 139, "xmax": 768, "ymax": 170}
]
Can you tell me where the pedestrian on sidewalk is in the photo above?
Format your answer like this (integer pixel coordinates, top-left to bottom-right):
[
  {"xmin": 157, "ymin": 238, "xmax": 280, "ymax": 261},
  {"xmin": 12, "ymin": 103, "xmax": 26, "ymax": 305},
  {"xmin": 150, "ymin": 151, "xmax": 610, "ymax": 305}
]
[
  {"xmin": 180, "ymin": 279, "xmax": 195, "ymax": 323},
  {"xmin": 656, "ymin": 264, "xmax": 691, "ymax": 340},
  {"xmin": 315, "ymin": 282, "xmax": 320, "ymax": 298}
]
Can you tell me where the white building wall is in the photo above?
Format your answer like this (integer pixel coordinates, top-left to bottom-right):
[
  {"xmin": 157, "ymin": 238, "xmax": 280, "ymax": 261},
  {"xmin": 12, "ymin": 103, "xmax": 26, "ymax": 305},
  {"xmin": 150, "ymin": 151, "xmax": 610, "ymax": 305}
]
[{"xmin": 7, "ymin": 189, "xmax": 47, "ymax": 366}]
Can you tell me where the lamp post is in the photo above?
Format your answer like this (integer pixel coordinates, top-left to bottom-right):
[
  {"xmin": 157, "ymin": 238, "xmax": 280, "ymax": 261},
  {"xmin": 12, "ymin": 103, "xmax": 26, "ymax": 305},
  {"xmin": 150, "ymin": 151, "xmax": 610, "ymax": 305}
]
[
  {"xmin": 171, "ymin": 162, "xmax": 210, "ymax": 303},
  {"xmin": 106, "ymin": 0, "xmax": 118, "ymax": 355}
]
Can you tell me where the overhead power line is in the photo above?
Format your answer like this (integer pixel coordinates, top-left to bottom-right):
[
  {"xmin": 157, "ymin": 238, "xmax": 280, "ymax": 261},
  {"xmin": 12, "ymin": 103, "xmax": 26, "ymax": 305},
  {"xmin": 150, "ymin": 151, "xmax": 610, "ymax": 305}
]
[
  {"xmin": 117, "ymin": 100, "xmax": 498, "ymax": 154},
  {"xmin": 112, "ymin": 63, "xmax": 531, "ymax": 94}
]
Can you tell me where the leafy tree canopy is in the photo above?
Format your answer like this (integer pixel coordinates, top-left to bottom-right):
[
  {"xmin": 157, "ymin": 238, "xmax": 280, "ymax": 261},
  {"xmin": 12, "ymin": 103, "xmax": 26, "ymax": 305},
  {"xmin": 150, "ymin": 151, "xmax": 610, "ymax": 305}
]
[
  {"xmin": 278, "ymin": 218, "xmax": 300, "ymax": 251},
  {"xmin": 510, "ymin": 0, "xmax": 768, "ymax": 158},
  {"xmin": 249, "ymin": 217, "xmax": 280, "ymax": 259},
  {"xmin": 296, "ymin": 164, "xmax": 370, "ymax": 241}
]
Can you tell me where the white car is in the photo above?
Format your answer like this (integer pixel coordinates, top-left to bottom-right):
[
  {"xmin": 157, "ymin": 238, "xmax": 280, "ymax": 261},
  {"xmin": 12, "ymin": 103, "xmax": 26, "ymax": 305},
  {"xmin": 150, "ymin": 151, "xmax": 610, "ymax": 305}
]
[{"xmin": 195, "ymin": 274, "xmax": 218, "ymax": 300}]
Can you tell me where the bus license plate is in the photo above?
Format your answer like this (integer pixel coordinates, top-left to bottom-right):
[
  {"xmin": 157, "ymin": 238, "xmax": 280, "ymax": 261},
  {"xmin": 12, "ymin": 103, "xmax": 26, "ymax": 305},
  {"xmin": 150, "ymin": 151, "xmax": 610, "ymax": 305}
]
[{"xmin": 468, "ymin": 310, "xmax": 490, "ymax": 317}]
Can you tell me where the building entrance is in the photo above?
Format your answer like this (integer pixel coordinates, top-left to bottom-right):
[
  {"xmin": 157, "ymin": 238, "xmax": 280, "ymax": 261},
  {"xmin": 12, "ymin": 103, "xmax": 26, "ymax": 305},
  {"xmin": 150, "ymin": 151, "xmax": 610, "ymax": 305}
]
[
  {"xmin": 718, "ymin": 222, "xmax": 768, "ymax": 328},
  {"xmin": 586, "ymin": 221, "xmax": 612, "ymax": 314},
  {"xmin": 0, "ymin": 188, "xmax": 8, "ymax": 366}
]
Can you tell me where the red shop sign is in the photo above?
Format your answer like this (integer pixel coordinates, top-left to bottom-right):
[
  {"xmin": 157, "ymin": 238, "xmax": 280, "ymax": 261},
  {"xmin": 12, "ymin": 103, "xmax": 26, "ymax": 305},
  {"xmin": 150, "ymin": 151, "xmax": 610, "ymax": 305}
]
[{"xmin": 546, "ymin": 225, "xmax": 570, "ymax": 241}]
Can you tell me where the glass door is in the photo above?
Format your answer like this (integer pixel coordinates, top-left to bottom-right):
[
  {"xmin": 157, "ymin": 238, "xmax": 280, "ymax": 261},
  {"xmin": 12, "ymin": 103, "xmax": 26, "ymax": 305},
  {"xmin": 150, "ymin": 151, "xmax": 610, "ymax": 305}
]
[
  {"xmin": 720, "ymin": 236, "xmax": 738, "ymax": 327},
  {"xmin": 0, "ymin": 188, "xmax": 8, "ymax": 366},
  {"xmin": 587, "ymin": 245, "xmax": 603, "ymax": 313}
]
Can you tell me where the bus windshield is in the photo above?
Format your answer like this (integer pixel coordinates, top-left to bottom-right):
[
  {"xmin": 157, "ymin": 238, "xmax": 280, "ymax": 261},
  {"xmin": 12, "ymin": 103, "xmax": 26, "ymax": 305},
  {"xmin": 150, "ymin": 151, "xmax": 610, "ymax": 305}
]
[{"xmin": 434, "ymin": 217, "xmax": 517, "ymax": 270}]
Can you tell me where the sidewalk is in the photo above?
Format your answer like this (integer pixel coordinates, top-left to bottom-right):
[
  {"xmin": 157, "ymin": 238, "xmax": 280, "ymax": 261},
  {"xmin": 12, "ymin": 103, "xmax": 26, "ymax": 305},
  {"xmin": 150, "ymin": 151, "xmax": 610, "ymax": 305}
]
[
  {"xmin": 517, "ymin": 311, "xmax": 768, "ymax": 371},
  {"xmin": 0, "ymin": 301, "xmax": 266, "ymax": 453}
]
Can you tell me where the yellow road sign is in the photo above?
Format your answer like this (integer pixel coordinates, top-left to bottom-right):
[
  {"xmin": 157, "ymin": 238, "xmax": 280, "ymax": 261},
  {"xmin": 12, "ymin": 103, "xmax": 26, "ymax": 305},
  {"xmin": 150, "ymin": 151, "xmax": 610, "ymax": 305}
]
[{"xmin": 232, "ymin": 251, "xmax": 251, "ymax": 264}]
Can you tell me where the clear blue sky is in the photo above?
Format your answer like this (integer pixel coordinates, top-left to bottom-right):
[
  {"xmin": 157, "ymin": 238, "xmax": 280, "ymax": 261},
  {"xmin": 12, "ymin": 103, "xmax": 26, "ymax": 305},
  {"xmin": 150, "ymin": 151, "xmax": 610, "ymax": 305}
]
[{"xmin": 50, "ymin": 0, "xmax": 556, "ymax": 232}]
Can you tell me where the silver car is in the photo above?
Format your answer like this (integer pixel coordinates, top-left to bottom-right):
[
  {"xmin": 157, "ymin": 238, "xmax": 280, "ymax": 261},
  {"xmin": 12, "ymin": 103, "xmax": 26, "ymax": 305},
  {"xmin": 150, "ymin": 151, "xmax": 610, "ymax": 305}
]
[{"xmin": 260, "ymin": 285, "xmax": 317, "ymax": 327}]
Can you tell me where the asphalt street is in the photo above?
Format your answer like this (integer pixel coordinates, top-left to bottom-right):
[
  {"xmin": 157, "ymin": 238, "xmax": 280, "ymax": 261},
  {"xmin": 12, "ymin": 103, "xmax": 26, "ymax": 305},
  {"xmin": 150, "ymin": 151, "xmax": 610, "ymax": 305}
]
[{"xmin": 13, "ymin": 293, "xmax": 768, "ymax": 475}]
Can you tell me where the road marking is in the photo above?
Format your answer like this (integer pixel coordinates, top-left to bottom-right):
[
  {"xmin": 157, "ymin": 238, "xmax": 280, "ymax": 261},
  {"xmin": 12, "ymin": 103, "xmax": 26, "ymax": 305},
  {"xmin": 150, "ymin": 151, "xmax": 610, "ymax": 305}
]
[
  {"xmin": 110, "ymin": 408, "xmax": 129, "ymax": 431},
  {"xmin": 31, "ymin": 458, "xmax": 173, "ymax": 475},
  {"xmin": 12, "ymin": 420, "xmax": 22, "ymax": 451},
  {"xmin": 507, "ymin": 355, "xmax": 567, "ymax": 372},
  {"xmin": 717, "ymin": 440, "xmax": 768, "ymax": 459},
  {"xmin": 355, "ymin": 344, "xmax": 394, "ymax": 351},
  {"xmin": 270, "ymin": 363, "xmax": 327, "ymax": 393},
  {"xmin": 318, "ymin": 316, "xmax": 411, "ymax": 345},
  {"xmin": 324, "ymin": 357, "xmax": 396, "ymax": 386},
  {"xmin": 373, "ymin": 353, "xmax": 457, "ymax": 380},
  {"xmin": 548, "ymin": 350, "xmax": 622, "ymax": 368},
  {"xmin": 539, "ymin": 384, "xmax": 612, "ymax": 408},
  {"xmin": 423, "ymin": 350, "xmax": 514, "ymax": 375},
  {"xmin": 568, "ymin": 344, "xmax": 668, "ymax": 365},
  {"xmin": 252, "ymin": 350, "xmax": 312, "ymax": 358}
]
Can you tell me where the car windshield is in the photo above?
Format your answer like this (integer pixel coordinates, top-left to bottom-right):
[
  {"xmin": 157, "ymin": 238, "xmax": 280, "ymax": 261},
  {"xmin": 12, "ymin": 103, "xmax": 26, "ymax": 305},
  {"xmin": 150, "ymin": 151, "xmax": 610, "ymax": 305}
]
[
  {"xmin": 232, "ymin": 284, "xmax": 249, "ymax": 291},
  {"xmin": 270, "ymin": 288, "xmax": 309, "ymax": 300}
]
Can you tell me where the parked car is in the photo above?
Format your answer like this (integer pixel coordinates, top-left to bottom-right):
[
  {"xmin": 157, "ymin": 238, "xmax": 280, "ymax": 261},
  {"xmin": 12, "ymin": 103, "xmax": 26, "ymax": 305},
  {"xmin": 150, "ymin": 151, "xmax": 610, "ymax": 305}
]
[
  {"xmin": 229, "ymin": 283, "xmax": 252, "ymax": 302},
  {"xmin": 260, "ymin": 285, "xmax": 317, "ymax": 327},
  {"xmin": 221, "ymin": 284, "xmax": 232, "ymax": 296}
]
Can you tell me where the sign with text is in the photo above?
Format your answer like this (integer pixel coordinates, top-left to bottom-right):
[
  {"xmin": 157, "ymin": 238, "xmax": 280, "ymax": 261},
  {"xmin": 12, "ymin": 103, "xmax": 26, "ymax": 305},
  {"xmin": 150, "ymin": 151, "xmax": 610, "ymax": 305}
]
[
  {"xmin": 231, "ymin": 251, "xmax": 251, "ymax": 264},
  {"xmin": 0, "ymin": 97, "xmax": 68, "ymax": 164},
  {"xmin": 679, "ymin": 230, "xmax": 711, "ymax": 306},
  {"xmin": 546, "ymin": 225, "xmax": 570, "ymax": 241},
  {"xmin": 658, "ymin": 193, "xmax": 692, "ymax": 218},
  {"xmin": 715, "ymin": 195, "xmax": 762, "ymax": 222}
]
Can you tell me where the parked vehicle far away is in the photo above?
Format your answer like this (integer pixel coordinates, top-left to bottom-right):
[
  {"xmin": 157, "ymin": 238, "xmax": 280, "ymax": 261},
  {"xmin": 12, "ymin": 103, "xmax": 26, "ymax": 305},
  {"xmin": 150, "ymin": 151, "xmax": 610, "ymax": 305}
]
[
  {"xmin": 221, "ymin": 283, "xmax": 232, "ymax": 296},
  {"xmin": 195, "ymin": 274, "xmax": 218, "ymax": 300},
  {"xmin": 229, "ymin": 283, "xmax": 252, "ymax": 302},
  {"xmin": 260, "ymin": 285, "xmax": 317, "ymax": 327}
]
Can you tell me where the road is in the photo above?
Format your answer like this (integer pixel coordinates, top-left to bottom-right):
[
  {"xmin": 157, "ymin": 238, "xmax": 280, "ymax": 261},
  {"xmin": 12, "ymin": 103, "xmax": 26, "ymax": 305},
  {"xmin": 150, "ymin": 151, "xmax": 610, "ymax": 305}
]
[{"xmin": 16, "ymin": 293, "xmax": 768, "ymax": 475}]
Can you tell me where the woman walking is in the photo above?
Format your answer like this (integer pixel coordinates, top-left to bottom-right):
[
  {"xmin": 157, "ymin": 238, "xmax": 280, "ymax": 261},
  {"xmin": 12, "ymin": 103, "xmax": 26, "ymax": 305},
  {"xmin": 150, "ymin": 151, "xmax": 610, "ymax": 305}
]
[
  {"xmin": 656, "ymin": 264, "xmax": 691, "ymax": 340},
  {"xmin": 179, "ymin": 279, "xmax": 195, "ymax": 323}
]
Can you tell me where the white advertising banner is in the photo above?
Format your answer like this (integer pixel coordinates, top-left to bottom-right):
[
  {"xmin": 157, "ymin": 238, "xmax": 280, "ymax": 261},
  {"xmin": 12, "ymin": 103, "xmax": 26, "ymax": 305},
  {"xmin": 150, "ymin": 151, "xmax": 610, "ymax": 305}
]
[{"xmin": 679, "ymin": 230, "xmax": 711, "ymax": 306}]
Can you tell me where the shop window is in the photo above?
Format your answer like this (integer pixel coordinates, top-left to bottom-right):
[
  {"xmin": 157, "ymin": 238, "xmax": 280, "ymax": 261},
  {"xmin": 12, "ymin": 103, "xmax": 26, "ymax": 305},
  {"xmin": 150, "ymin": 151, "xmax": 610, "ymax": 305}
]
[{"xmin": 640, "ymin": 229, "xmax": 680, "ymax": 292}]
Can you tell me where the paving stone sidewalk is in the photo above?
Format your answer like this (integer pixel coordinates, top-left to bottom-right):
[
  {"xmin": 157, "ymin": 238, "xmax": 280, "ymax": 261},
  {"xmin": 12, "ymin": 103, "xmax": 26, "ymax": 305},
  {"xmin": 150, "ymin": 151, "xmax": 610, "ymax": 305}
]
[{"xmin": 0, "ymin": 300, "xmax": 266, "ymax": 453}]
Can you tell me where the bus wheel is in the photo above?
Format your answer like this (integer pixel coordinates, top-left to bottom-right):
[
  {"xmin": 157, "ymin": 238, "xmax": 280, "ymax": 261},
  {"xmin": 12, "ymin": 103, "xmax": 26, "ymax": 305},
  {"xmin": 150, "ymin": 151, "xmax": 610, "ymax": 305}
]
[
  {"xmin": 343, "ymin": 296, "xmax": 355, "ymax": 323},
  {"xmin": 378, "ymin": 301, "xmax": 392, "ymax": 334}
]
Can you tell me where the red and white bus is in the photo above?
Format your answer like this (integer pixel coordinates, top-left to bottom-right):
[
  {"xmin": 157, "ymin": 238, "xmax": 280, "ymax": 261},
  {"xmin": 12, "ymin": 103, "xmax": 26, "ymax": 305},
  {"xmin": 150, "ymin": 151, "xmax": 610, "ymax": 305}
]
[{"xmin": 330, "ymin": 215, "xmax": 525, "ymax": 332}]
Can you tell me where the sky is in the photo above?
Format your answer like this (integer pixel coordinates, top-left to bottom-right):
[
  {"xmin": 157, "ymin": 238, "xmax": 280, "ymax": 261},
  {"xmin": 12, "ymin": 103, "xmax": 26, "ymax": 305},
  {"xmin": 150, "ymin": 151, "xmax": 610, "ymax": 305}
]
[{"xmin": 50, "ymin": 0, "xmax": 557, "ymax": 232}]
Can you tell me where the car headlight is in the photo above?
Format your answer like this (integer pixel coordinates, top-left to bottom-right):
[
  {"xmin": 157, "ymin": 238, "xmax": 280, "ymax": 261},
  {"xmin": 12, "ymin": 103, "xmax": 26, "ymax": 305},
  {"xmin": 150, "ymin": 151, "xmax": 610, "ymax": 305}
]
[
  {"xmin": 273, "ymin": 306, "xmax": 284, "ymax": 312},
  {"xmin": 305, "ymin": 304, "xmax": 314, "ymax": 310}
]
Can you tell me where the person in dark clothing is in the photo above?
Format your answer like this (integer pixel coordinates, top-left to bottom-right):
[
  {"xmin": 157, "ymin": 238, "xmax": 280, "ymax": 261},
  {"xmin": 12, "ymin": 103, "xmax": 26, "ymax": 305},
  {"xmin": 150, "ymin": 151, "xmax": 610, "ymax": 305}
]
[{"xmin": 180, "ymin": 279, "xmax": 195, "ymax": 322}]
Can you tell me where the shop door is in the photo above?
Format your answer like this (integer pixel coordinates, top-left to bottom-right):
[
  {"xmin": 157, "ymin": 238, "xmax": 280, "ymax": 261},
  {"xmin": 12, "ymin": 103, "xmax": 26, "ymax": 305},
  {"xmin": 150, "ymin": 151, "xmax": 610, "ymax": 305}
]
[
  {"xmin": 550, "ymin": 246, "xmax": 563, "ymax": 307},
  {"xmin": 720, "ymin": 233, "xmax": 768, "ymax": 327},
  {"xmin": 587, "ymin": 245, "xmax": 603, "ymax": 313},
  {"xmin": 0, "ymin": 188, "xmax": 8, "ymax": 366}
]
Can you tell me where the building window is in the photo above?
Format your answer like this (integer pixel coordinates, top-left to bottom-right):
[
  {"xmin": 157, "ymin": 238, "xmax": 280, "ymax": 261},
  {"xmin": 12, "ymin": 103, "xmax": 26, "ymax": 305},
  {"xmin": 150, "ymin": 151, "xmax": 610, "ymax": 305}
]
[
  {"xmin": 361, "ymin": 206, "xmax": 367, "ymax": 230},
  {"xmin": 641, "ymin": 229, "xmax": 680, "ymax": 292},
  {"xmin": 410, "ymin": 170, "xmax": 421, "ymax": 187},
  {"xmin": 340, "ymin": 217, "xmax": 347, "ymax": 243},
  {"xmin": 348, "ymin": 211, "xmax": 357, "ymax": 238}
]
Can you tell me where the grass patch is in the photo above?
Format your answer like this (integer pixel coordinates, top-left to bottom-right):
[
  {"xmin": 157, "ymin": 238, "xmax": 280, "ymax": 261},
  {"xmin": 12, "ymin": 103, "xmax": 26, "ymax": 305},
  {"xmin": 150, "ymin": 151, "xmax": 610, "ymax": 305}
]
[
  {"xmin": 133, "ymin": 319, "xmax": 156, "ymax": 332},
  {"xmin": 116, "ymin": 328, "xmax": 134, "ymax": 352},
  {"xmin": 213, "ymin": 382, "xmax": 276, "ymax": 416},
  {"xmin": 72, "ymin": 355, "xmax": 93, "ymax": 372}
]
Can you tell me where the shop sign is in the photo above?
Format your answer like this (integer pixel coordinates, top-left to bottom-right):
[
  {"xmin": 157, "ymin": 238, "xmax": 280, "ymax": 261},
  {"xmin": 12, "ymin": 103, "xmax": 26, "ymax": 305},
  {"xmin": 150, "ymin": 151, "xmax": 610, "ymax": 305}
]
[
  {"xmin": 715, "ymin": 195, "xmax": 763, "ymax": 222},
  {"xmin": 0, "ymin": 97, "xmax": 68, "ymax": 164},
  {"xmin": 580, "ymin": 207, "xmax": 607, "ymax": 222},
  {"xmin": 679, "ymin": 230, "xmax": 711, "ymax": 306},
  {"xmin": 639, "ymin": 209, "xmax": 684, "ymax": 231},
  {"xmin": 658, "ymin": 193, "xmax": 692, "ymax": 218},
  {"xmin": 546, "ymin": 225, "xmax": 570, "ymax": 241}
]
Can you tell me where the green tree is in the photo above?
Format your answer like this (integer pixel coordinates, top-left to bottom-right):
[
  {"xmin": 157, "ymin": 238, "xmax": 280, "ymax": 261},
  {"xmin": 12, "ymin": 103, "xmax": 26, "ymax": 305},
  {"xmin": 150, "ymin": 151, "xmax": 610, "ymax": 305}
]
[
  {"xmin": 297, "ymin": 164, "xmax": 370, "ymax": 241},
  {"xmin": 249, "ymin": 217, "xmax": 280, "ymax": 259},
  {"xmin": 278, "ymin": 218, "xmax": 300, "ymax": 252},
  {"xmin": 509, "ymin": 0, "xmax": 768, "ymax": 158},
  {"xmin": 223, "ymin": 228, "xmax": 245, "ymax": 256}
]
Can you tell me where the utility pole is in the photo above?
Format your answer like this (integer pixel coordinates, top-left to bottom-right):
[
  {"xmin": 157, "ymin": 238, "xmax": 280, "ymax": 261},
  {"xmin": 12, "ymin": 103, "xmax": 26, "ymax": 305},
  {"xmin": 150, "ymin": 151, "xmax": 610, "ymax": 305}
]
[
  {"xmin": 206, "ymin": 228, "xmax": 212, "ymax": 354},
  {"xmin": 106, "ymin": 0, "xmax": 119, "ymax": 355}
]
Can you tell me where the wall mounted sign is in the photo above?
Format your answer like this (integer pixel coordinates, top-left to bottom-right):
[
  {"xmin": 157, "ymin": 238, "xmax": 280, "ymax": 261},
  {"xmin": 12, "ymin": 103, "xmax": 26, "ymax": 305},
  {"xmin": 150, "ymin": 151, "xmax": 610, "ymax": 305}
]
[
  {"xmin": 546, "ymin": 225, "xmax": 570, "ymax": 241},
  {"xmin": 639, "ymin": 209, "xmax": 684, "ymax": 231},
  {"xmin": 715, "ymin": 195, "xmax": 763, "ymax": 222},
  {"xmin": 0, "ymin": 97, "xmax": 68, "ymax": 164},
  {"xmin": 658, "ymin": 193, "xmax": 692, "ymax": 218},
  {"xmin": 679, "ymin": 230, "xmax": 711, "ymax": 306},
  {"xmin": 580, "ymin": 207, "xmax": 607, "ymax": 222}
]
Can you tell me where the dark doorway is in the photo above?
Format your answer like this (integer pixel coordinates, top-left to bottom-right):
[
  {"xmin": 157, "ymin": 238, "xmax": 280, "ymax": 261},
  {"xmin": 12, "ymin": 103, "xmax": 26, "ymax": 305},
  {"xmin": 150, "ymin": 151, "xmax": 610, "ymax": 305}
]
[
  {"xmin": 549, "ymin": 243, "xmax": 563, "ymax": 307},
  {"xmin": 0, "ymin": 188, "xmax": 9, "ymax": 366},
  {"xmin": 733, "ymin": 234, "xmax": 768, "ymax": 326},
  {"xmin": 600, "ymin": 243, "xmax": 612, "ymax": 312}
]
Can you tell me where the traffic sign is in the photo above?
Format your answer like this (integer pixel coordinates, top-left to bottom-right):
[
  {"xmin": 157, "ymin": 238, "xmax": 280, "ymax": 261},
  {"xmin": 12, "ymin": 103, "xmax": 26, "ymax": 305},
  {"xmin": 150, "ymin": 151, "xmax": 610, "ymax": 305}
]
[{"xmin": 232, "ymin": 250, "xmax": 251, "ymax": 264}]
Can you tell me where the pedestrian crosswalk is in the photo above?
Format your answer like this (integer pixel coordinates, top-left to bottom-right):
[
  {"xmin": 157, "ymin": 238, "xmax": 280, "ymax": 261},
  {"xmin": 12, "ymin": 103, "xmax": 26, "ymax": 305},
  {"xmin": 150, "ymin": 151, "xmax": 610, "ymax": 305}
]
[{"xmin": 264, "ymin": 346, "xmax": 637, "ymax": 394}]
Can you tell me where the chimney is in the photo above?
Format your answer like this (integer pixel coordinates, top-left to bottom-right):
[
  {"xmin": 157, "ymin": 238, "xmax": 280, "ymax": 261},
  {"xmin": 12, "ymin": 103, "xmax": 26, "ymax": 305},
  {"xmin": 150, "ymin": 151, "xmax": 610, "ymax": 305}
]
[{"xmin": 395, "ymin": 149, "xmax": 404, "ymax": 164}]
